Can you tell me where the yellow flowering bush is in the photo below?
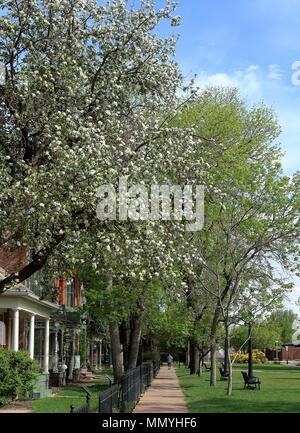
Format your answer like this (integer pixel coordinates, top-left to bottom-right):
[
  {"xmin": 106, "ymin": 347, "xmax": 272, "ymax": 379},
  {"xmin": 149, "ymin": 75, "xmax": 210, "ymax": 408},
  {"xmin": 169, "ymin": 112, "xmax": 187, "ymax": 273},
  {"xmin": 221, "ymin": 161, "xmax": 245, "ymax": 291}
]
[{"xmin": 230, "ymin": 349, "xmax": 266, "ymax": 364}]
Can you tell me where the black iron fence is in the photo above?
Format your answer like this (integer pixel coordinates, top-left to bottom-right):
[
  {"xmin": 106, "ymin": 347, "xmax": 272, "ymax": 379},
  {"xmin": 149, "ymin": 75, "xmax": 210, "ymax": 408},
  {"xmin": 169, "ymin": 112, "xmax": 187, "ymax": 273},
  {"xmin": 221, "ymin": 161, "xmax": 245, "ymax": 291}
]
[
  {"xmin": 121, "ymin": 365, "xmax": 141, "ymax": 412},
  {"xmin": 153, "ymin": 359, "xmax": 160, "ymax": 377},
  {"xmin": 70, "ymin": 386, "xmax": 91, "ymax": 413},
  {"xmin": 98, "ymin": 360, "xmax": 161, "ymax": 414},
  {"xmin": 70, "ymin": 361, "xmax": 161, "ymax": 414},
  {"xmin": 98, "ymin": 384, "xmax": 120, "ymax": 413}
]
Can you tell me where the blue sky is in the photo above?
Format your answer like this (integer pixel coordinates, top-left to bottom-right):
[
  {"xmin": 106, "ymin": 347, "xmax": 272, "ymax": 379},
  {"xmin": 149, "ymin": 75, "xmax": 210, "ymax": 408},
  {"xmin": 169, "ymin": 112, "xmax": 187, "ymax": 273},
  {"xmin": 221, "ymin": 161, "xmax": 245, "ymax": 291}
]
[
  {"xmin": 157, "ymin": 0, "xmax": 300, "ymax": 312},
  {"xmin": 157, "ymin": 0, "xmax": 300, "ymax": 175}
]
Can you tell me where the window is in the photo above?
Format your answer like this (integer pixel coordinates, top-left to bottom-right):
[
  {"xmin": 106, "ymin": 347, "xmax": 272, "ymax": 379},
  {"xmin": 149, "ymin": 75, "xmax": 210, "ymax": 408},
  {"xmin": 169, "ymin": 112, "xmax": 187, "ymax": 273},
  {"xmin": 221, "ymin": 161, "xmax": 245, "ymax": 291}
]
[{"xmin": 66, "ymin": 278, "xmax": 75, "ymax": 307}]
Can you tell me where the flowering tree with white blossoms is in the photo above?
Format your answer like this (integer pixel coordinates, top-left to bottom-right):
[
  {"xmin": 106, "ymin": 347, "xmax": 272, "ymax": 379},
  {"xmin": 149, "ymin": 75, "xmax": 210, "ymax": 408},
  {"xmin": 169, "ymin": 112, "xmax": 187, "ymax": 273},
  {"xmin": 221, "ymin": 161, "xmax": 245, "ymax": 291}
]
[
  {"xmin": 0, "ymin": 0, "xmax": 208, "ymax": 383},
  {"xmin": 0, "ymin": 0, "xmax": 202, "ymax": 294}
]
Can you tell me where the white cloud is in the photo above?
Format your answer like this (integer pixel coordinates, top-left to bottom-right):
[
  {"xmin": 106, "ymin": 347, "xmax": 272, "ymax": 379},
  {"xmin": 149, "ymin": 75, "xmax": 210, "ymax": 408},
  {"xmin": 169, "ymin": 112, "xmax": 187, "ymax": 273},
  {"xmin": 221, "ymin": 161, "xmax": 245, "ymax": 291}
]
[
  {"xmin": 193, "ymin": 64, "xmax": 300, "ymax": 175},
  {"xmin": 247, "ymin": 65, "xmax": 260, "ymax": 71},
  {"xmin": 194, "ymin": 66, "xmax": 262, "ymax": 99}
]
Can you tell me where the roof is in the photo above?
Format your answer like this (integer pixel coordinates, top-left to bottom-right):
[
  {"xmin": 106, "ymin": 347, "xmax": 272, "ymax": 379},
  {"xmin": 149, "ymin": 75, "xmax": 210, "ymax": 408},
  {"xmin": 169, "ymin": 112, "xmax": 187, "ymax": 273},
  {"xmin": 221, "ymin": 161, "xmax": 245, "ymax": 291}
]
[
  {"xmin": 1, "ymin": 288, "xmax": 60, "ymax": 311},
  {"xmin": 0, "ymin": 266, "xmax": 59, "ymax": 311},
  {"xmin": 281, "ymin": 342, "xmax": 300, "ymax": 347}
]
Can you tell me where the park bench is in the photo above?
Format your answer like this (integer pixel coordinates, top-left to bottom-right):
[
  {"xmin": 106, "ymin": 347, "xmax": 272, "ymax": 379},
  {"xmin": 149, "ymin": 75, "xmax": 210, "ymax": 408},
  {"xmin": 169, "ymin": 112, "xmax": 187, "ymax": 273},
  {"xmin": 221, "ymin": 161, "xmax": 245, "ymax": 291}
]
[
  {"xmin": 241, "ymin": 371, "xmax": 261, "ymax": 390},
  {"xmin": 204, "ymin": 363, "xmax": 211, "ymax": 371},
  {"xmin": 218, "ymin": 366, "xmax": 229, "ymax": 380}
]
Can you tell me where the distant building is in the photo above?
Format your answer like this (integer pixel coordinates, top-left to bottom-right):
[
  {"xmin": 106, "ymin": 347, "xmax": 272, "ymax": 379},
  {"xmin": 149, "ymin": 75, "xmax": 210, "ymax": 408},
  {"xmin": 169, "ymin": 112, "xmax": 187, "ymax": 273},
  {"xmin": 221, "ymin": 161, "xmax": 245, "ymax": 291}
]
[{"xmin": 266, "ymin": 316, "xmax": 300, "ymax": 362}]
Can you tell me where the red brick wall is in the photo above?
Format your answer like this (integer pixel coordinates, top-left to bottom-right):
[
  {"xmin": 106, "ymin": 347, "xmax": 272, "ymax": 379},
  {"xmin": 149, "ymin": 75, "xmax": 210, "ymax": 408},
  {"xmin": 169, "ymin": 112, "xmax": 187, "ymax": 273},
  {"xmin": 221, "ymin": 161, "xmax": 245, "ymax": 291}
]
[
  {"xmin": 0, "ymin": 244, "xmax": 28, "ymax": 274},
  {"xmin": 266, "ymin": 347, "xmax": 300, "ymax": 361},
  {"xmin": 0, "ymin": 242, "xmax": 82, "ymax": 308},
  {"xmin": 281, "ymin": 346, "xmax": 300, "ymax": 361}
]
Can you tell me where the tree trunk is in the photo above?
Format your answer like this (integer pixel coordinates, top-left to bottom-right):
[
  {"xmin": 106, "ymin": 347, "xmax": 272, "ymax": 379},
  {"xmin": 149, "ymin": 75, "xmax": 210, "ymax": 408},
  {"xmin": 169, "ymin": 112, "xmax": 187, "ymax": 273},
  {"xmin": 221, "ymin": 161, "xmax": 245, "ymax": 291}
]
[
  {"xmin": 210, "ymin": 306, "xmax": 220, "ymax": 386},
  {"xmin": 224, "ymin": 332, "xmax": 230, "ymax": 375},
  {"xmin": 210, "ymin": 333, "xmax": 217, "ymax": 386},
  {"xmin": 128, "ymin": 312, "xmax": 143, "ymax": 369},
  {"xmin": 119, "ymin": 320, "xmax": 129, "ymax": 371},
  {"xmin": 186, "ymin": 340, "xmax": 190, "ymax": 368},
  {"xmin": 104, "ymin": 272, "xmax": 124, "ymax": 384},
  {"xmin": 189, "ymin": 339, "xmax": 194, "ymax": 373},
  {"xmin": 197, "ymin": 348, "xmax": 202, "ymax": 376},
  {"xmin": 225, "ymin": 325, "xmax": 233, "ymax": 396},
  {"xmin": 189, "ymin": 338, "xmax": 199, "ymax": 374},
  {"xmin": 109, "ymin": 322, "xmax": 124, "ymax": 384},
  {"xmin": 68, "ymin": 331, "xmax": 75, "ymax": 382},
  {"xmin": 194, "ymin": 345, "xmax": 200, "ymax": 375},
  {"xmin": 227, "ymin": 357, "xmax": 233, "ymax": 396}
]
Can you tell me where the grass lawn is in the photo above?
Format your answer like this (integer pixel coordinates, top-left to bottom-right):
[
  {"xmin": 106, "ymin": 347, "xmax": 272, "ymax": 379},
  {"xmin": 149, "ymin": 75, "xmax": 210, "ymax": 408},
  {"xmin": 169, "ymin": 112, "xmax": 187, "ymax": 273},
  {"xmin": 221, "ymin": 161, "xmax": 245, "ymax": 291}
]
[
  {"xmin": 31, "ymin": 376, "xmax": 110, "ymax": 413},
  {"xmin": 176, "ymin": 364, "xmax": 300, "ymax": 413}
]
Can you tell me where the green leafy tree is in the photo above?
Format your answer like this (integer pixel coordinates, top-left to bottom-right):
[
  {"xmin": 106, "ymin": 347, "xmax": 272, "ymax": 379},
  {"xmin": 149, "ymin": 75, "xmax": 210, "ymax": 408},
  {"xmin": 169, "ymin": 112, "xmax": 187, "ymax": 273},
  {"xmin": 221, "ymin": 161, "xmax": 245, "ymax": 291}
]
[
  {"xmin": 231, "ymin": 324, "xmax": 281, "ymax": 352},
  {"xmin": 173, "ymin": 87, "xmax": 300, "ymax": 390},
  {"xmin": 267, "ymin": 309, "xmax": 298, "ymax": 344}
]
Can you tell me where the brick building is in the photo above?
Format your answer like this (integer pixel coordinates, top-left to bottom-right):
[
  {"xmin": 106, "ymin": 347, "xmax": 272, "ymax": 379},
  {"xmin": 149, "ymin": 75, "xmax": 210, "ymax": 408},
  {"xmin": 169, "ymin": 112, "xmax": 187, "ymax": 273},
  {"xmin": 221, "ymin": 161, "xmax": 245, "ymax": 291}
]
[{"xmin": 0, "ymin": 244, "xmax": 105, "ymax": 395}]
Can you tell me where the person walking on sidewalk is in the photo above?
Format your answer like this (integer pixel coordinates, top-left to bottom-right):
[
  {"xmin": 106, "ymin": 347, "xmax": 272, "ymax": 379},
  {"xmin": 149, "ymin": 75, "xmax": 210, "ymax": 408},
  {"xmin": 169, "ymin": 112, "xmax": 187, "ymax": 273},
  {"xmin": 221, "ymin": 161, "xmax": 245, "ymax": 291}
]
[{"xmin": 167, "ymin": 354, "xmax": 174, "ymax": 369}]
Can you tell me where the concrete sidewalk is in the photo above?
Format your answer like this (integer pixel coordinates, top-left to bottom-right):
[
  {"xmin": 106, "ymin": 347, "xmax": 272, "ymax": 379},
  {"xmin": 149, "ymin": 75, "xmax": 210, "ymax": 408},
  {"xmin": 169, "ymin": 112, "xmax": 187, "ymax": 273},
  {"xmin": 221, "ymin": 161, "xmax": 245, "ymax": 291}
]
[
  {"xmin": 133, "ymin": 365, "xmax": 188, "ymax": 413},
  {"xmin": 0, "ymin": 401, "xmax": 32, "ymax": 413}
]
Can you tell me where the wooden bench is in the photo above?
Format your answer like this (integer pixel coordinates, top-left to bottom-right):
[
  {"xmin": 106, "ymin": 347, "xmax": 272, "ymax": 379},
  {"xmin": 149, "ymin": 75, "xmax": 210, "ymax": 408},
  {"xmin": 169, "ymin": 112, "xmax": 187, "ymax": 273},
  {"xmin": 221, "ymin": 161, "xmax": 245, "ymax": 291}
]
[{"xmin": 241, "ymin": 371, "xmax": 261, "ymax": 390}]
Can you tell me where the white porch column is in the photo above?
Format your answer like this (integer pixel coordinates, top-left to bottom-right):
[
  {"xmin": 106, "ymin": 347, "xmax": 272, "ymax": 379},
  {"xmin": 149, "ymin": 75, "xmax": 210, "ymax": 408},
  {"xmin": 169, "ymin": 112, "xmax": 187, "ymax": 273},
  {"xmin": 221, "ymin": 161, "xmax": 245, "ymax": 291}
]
[
  {"xmin": 60, "ymin": 329, "xmax": 64, "ymax": 362},
  {"xmin": 43, "ymin": 318, "xmax": 50, "ymax": 374},
  {"xmin": 99, "ymin": 339, "xmax": 102, "ymax": 371},
  {"xmin": 12, "ymin": 309, "xmax": 19, "ymax": 351},
  {"xmin": 90, "ymin": 337, "xmax": 94, "ymax": 367},
  {"xmin": 53, "ymin": 329, "xmax": 59, "ymax": 373},
  {"xmin": 29, "ymin": 313, "xmax": 35, "ymax": 359}
]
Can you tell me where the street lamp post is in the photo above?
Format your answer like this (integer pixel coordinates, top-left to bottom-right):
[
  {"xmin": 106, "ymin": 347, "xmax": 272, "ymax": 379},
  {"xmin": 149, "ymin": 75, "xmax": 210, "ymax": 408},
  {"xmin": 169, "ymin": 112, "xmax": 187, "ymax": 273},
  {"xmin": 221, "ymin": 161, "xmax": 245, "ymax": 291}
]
[
  {"xmin": 275, "ymin": 341, "xmax": 279, "ymax": 362},
  {"xmin": 248, "ymin": 322, "xmax": 253, "ymax": 380}
]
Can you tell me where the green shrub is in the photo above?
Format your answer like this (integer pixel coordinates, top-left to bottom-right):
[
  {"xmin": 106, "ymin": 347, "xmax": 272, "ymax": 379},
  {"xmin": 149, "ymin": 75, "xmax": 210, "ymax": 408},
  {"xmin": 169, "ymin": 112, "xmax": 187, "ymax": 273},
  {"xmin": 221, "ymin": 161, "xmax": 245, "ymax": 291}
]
[
  {"xmin": 0, "ymin": 348, "xmax": 39, "ymax": 405},
  {"xmin": 0, "ymin": 396, "xmax": 11, "ymax": 406}
]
